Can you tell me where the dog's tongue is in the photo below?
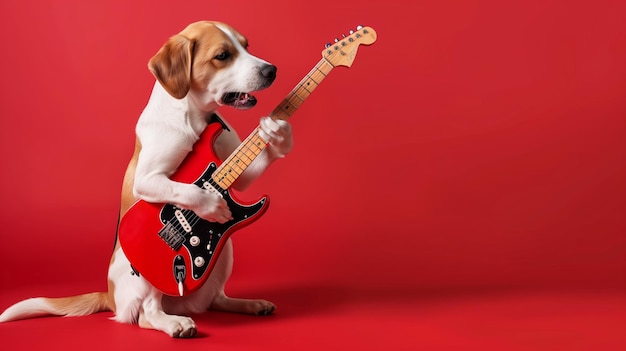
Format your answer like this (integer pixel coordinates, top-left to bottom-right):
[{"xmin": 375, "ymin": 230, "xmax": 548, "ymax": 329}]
[
  {"xmin": 237, "ymin": 93, "xmax": 251, "ymax": 106},
  {"xmin": 223, "ymin": 92, "xmax": 257, "ymax": 109}
]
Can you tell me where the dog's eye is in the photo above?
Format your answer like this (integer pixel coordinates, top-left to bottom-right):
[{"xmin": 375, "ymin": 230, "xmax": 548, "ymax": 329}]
[{"xmin": 214, "ymin": 51, "xmax": 231, "ymax": 61}]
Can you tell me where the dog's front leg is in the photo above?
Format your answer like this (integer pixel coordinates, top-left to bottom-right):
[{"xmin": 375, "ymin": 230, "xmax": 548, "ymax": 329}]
[
  {"xmin": 138, "ymin": 291, "xmax": 197, "ymax": 338},
  {"xmin": 133, "ymin": 134, "xmax": 234, "ymax": 224},
  {"xmin": 135, "ymin": 173, "xmax": 233, "ymax": 224}
]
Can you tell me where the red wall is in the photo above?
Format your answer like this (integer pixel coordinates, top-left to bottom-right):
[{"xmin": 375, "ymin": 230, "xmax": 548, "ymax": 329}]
[{"xmin": 0, "ymin": 0, "xmax": 624, "ymax": 293}]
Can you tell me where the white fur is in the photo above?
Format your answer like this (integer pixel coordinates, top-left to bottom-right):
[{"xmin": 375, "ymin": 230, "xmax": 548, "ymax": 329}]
[{"xmin": 0, "ymin": 299, "xmax": 52, "ymax": 322}]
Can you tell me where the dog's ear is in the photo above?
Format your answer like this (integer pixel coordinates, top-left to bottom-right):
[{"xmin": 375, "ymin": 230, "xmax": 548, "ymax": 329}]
[{"xmin": 148, "ymin": 35, "xmax": 194, "ymax": 99}]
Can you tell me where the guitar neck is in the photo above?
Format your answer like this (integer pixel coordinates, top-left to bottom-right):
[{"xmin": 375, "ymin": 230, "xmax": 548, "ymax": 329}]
[
  {"xmin": 211, "ymin": 58, "xmax": 335, "ymax": 190},
  {"xmin": 269, "ymin": 58, "xmax": 334, "ymax": 121}
]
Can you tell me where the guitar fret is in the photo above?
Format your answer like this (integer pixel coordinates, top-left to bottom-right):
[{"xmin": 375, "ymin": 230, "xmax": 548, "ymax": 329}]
[
  {"xmin": 291, "ymin": 87, "xmax": 309, "ymax": 102},
  {"xmin": 291, "ymin": 91, "xmax": 305, "ymax": 102},
  {"xmin": 318, "ymin": 62, "xmax": 333, "ymax": 75},
  {"xmin": 228, "ymin": 165, "xmax": 244, "ymax": 177},
  {"xmin": 278, "ymin": 103, "xmax": 296, "ymax": 118},
  {"xmin": 231, "ymin": 159, "xmax": 247, "ymax": 172},
  {"xmin": 273, "ymin": 109, "xmax": 291, "ymax": 121},
  {"xmin": 237, "ymin": 154, "xmax": 252, "ymax": 164},
  {"xmin": 285, "ymin": 96, "xmax": 301, "ymax": 109},
  {"xmin": 307, "ymin": 75, "xmax": 321, "ymax": 86},
  {"xmin": 300, "ymin": 81, "xmax": 316, "ymax": 94},
  {"xmin": 223, "ymin": 173, "xmax": 237, "ymax": 184},
  {"xmin": 315, "ymin": 65, "xmax": 328, "ymax": 75}
]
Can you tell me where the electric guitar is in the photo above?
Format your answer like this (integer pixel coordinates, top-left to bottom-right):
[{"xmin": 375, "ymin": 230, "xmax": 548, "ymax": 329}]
[{"xmin": 118, "ymin": 26, "xmax": 377, "ymax": 296}]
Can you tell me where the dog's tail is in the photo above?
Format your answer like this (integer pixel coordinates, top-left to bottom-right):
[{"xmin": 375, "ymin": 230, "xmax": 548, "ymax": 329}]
[{"xmin": 0, "ymin": 292, "xmax": 112, "ymax": 322}]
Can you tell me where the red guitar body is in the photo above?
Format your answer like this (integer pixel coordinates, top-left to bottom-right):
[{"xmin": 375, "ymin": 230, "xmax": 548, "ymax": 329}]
[{"xmin": 118, "ymin": 118, "xmax": 269, "ymax": 296}]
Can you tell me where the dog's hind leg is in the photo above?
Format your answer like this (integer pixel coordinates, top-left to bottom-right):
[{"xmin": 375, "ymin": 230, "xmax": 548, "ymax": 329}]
[
  {"xmin": 208, "ymin": 239, "xmax": 276, "ymax": 316},
  {"xmin": 211, "ymin": 294, "xmax": 276, "ymax": 316},
  {"xmin": 109, "ymin": 246, "xmax": 197, "ymax": 337}
]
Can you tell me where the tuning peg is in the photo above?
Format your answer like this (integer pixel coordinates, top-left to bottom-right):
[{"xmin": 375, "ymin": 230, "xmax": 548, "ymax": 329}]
[
  {"xmin": 334, "ymin": 38, "xmax": 339, "ymax": 43},
  {"xmin": 325, "ymin": 43, "xmax": 332, "ymax": 48},
  {"xmin": 357, "ymin": 25, "xmax": 363, "ymax": 30},
  {"xmin": 349, "ymin": 30, "xmax": 354, "ymax": 35},
  {"xmin": 342, "ymin": 34, "xmax": 346, "ymax": 38}
]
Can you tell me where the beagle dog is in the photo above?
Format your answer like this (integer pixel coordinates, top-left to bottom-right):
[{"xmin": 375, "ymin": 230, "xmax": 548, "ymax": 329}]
[{"xmin": 0, "ymin": 21, "xmax": 292, "ymax": 338}]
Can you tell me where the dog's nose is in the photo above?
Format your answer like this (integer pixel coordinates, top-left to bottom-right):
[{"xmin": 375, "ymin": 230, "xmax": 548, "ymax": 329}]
[{"xmin": 260, "ymin": 64, "xmax": 277, "ymax": 82}]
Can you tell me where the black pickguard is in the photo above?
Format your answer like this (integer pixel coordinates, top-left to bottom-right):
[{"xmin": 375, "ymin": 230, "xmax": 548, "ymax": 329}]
[{"xmin": 158, "ymin": 162, "xmax": 267, "ymax": 281}]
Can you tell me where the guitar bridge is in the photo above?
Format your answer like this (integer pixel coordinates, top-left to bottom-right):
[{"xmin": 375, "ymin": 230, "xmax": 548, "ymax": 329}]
[{"xmin": 158, "ymin": 222, "xmax": 185, "ymax": 250}]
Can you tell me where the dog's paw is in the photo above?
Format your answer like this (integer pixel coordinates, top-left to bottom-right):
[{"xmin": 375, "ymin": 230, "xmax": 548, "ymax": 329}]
[
  {"xmin": 185, "ymin": 185, "xmax": 233, "ymax": 224},
  {"xmin": 166, "ymin": 316, "xmax": 197, "ymax": 338},
  {"xmin": 259, "ymin": 117, "xmax": 293, "ymax": 158},
  {"xmin": 252, "ymin": 299, "xmax": 276, "ymax": 316},
  {"xmin": 210, "ymin": 296, "xmax": 277, "ymax": 316}
]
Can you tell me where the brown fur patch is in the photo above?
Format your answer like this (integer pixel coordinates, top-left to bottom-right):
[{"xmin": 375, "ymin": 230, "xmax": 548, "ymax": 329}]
[
  {"xmin": 120, "ymin": 138, "xmax": 142, "ymax": 217},
  {"xmin": 148, "ymin": 35, "xmax": 194, "ymax": 99},
  {"xmin": 148, "ymin": 21, "xmax": 249, "ymax": 98},
  {"xmin": 46, "ymin": 292, "xmax": 111, "ymax": 317}
]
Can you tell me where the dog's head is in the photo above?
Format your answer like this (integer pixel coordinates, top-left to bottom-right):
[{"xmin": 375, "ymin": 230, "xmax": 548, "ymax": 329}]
[{"xmin": 148, "ymin": 21, "xmax": 276, "ymax": 110}]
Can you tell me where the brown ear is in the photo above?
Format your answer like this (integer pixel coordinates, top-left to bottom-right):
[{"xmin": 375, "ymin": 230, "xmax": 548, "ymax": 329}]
[{"xmin": 148, "ymin": 35, "xmax": 194, "ymax": 99}]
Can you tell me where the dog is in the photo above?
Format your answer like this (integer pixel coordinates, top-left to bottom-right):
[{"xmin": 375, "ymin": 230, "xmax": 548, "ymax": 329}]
[{"xmin": 0, "ymin": 20, "xmax": 292, "ymax": 338}]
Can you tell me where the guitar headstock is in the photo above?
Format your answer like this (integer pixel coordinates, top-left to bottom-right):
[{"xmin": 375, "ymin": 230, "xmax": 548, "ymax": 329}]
[{"xmin": 322, "ymin": 25, "xmax": 377, "ymax": 68}]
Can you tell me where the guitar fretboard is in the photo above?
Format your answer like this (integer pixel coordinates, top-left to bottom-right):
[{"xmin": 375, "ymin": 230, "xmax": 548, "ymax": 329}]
[{"xmin": 211, "ymin": 59, "xmax": 334, "ymax": 189}]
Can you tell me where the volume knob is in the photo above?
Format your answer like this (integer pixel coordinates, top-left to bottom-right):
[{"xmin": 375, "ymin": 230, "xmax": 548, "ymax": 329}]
[{"xmin": 189, "ymin": 236, "xmax": 200, "ymax": 246}]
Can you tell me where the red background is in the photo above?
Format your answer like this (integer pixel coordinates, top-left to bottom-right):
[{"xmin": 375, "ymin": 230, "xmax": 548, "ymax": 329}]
[{"xmin": 0, "ymin": 0, "xmax": 625, "ymax": 350}]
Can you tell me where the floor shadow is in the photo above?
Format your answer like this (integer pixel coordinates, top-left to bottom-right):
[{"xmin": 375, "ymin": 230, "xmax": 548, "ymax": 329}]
[
  {"xmin": 191, "ymin": 282, "xmax": 369, "ymax": 326},
  {"xmin": 196, "ymin": 282, "xmax": 498, "ymax": 321}
]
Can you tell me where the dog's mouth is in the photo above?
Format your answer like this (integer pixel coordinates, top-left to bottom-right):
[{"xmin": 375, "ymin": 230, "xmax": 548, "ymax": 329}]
[{"xmin": 221, "ymin": 92, "xmax": 257, "ymax": 110}]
